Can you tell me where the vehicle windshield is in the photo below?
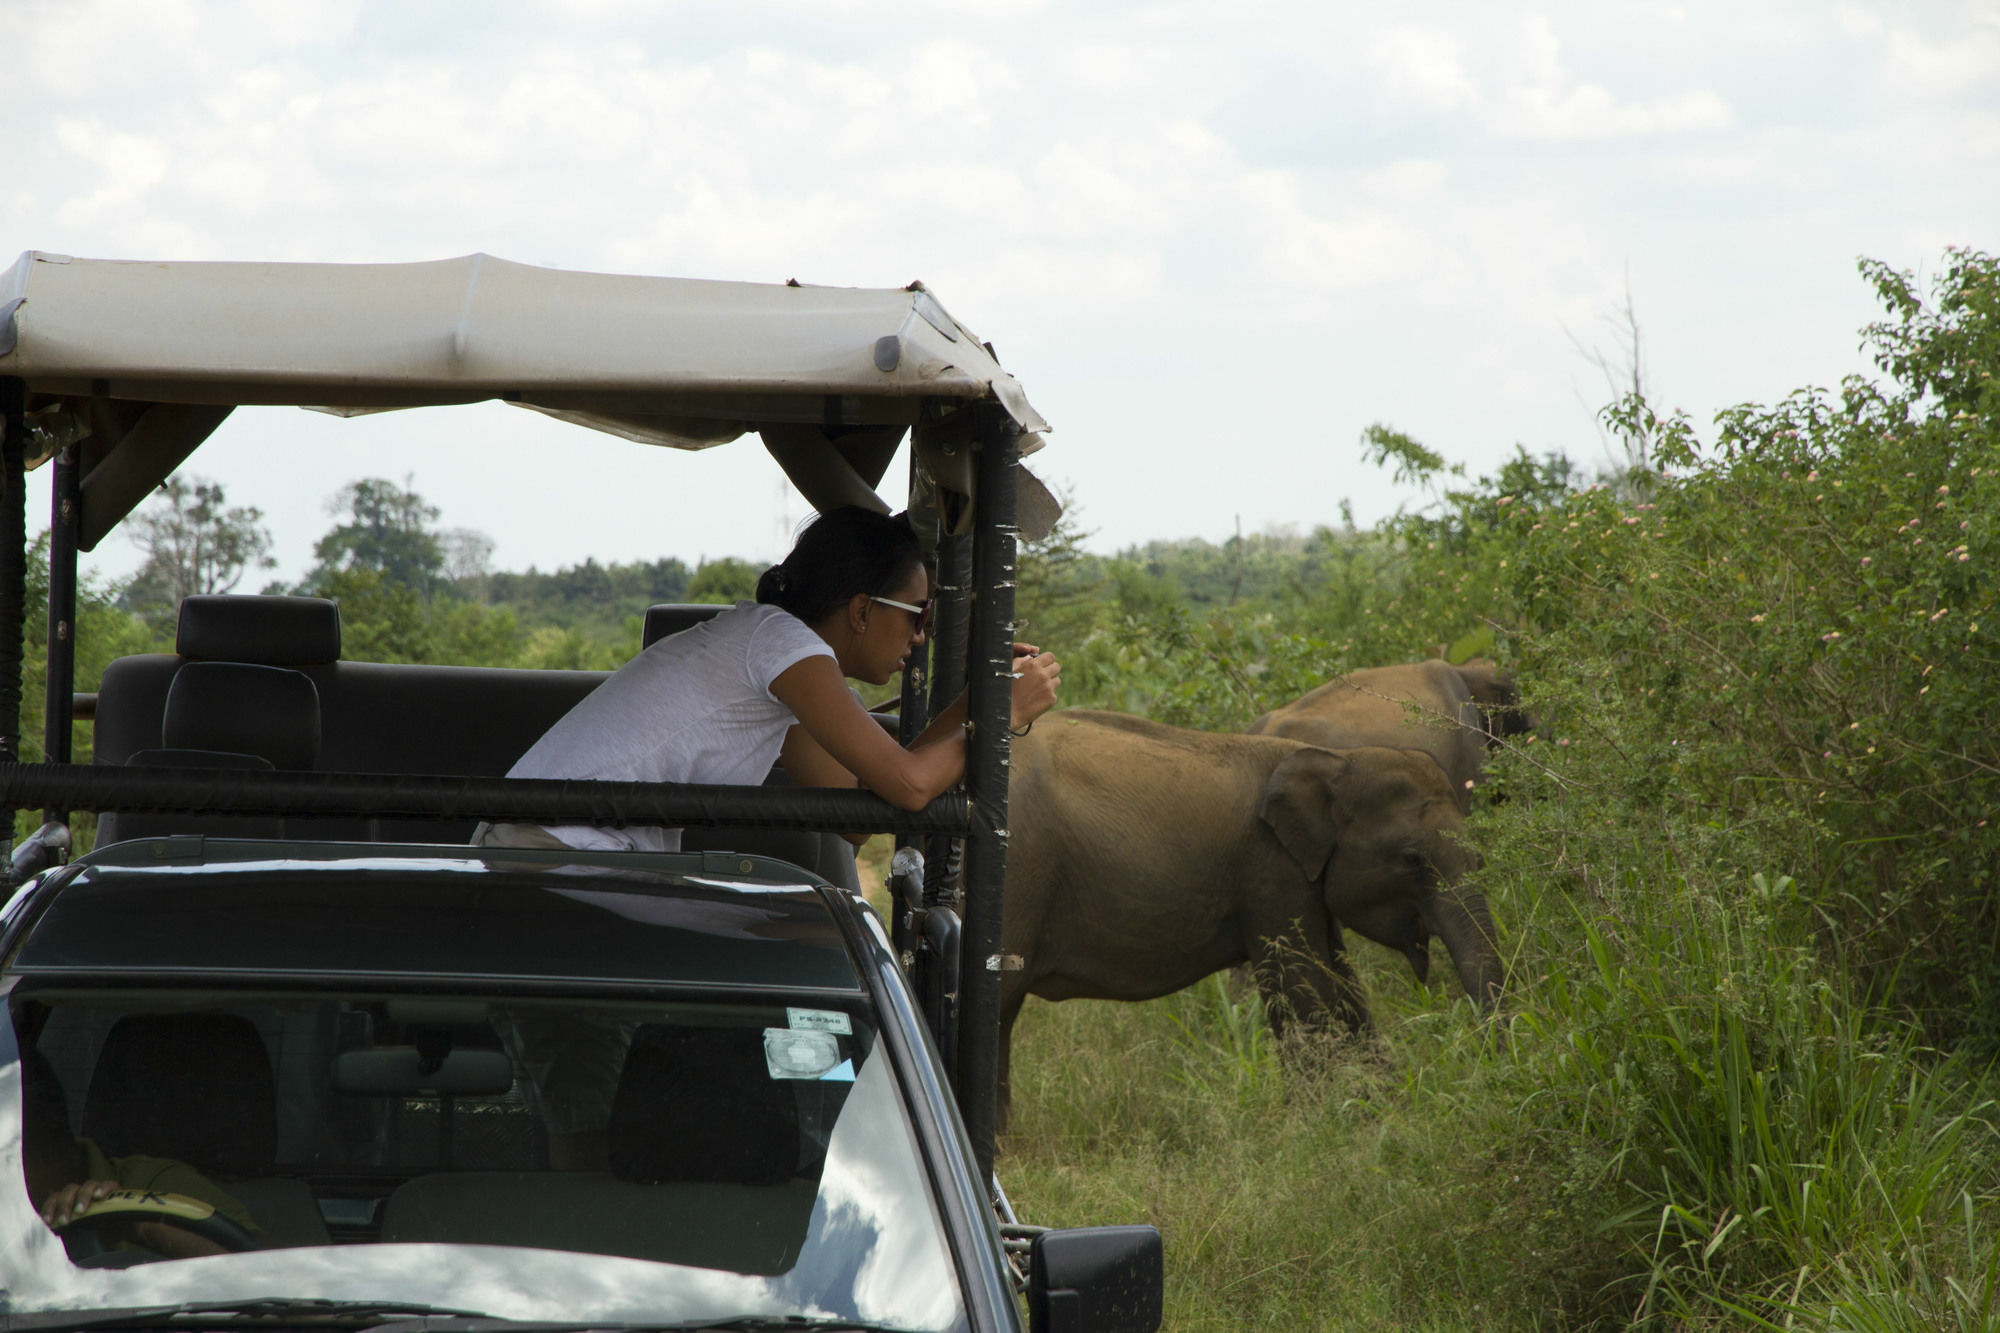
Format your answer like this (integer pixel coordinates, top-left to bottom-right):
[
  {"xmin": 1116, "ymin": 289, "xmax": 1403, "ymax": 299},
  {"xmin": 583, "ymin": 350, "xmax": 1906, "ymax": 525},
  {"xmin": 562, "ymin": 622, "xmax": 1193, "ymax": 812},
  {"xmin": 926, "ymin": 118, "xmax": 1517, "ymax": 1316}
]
[{"xmin": 2, "ymin": 986, "xmax": 968, "ymax": 1333}]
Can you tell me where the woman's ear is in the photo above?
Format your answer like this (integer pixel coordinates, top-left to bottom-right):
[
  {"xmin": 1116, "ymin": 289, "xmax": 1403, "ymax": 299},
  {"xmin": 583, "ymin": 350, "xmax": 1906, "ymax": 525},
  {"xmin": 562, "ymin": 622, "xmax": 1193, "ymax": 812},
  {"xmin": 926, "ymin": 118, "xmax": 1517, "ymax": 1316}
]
[{"xmin": 848, "ymin": 592, "xmax": 874, "ymax": 634}]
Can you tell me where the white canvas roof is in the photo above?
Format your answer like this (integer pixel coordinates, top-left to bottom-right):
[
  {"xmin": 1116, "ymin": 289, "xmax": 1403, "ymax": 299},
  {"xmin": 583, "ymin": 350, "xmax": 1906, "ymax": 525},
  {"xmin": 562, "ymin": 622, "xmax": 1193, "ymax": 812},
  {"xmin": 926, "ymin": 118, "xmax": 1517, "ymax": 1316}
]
[{"xmin": 0, "ymin": 251, "xmax": 1051, "ymax": 547}]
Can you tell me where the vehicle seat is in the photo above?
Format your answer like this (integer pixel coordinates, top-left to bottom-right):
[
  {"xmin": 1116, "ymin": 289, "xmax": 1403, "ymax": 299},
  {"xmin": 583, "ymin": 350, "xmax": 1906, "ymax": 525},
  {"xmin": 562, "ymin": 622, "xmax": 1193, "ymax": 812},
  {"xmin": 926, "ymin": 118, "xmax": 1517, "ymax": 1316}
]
[
  {"xmin": 608, "ymin": 1024, "xmax": 800, "ymax": 1185},
  {"xmin": 640, "ymin": 603, "xmax": 725, "ymax": 648},
  {"xmin": 98, "ymin": 662, "xmax": 322, "ymax": 845},
  {"xmin": 379, "ymin": 1023, "xmax": 815, "ymax": 1272},
  {"xmin": 82, "ymin": 1013, "xmax": 329, "ymax": 1248}
]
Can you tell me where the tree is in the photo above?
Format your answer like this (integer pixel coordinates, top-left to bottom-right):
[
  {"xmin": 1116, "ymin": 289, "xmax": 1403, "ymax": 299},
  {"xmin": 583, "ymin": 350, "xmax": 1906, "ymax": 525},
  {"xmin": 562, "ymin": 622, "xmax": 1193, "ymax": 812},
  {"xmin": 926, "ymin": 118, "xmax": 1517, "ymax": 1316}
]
[
  {"xmin": 686, "ymin": 557, "xmax": 760, "ymax": 604},
  {"xmin": 305, "ymin": 476, "xmax": 453, "ymax": 594},
  {"xmin": 1567, "ymin": 272, "xmax": 1653, "ymax": 480},
  {"xmin": 119, "ymin": 476, "xmax": 275, "ymax": 620},
  {"xmin": 313, "ymin": 567, "xmax": 433, "ymax": 663},
  {"xmin": 440, "ymin": 527, "xmax": 496, "ymax": 599},
  {"xmin": 1015, "ymin": 492, "xmax": 1102, "ymax": 642}
]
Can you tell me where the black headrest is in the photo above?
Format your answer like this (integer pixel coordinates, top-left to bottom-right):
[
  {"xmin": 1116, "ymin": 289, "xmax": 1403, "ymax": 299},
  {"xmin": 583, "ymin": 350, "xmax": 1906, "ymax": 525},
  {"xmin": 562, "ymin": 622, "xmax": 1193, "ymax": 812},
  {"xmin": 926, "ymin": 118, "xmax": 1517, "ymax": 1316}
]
[
  {"xmin": 641, "ymin": 604, "xmax": 726, "ymax": 649},
  {"xmin": 608, "ymin": 1026, "xmax": 799, "ymax": 1186},
  {"xmin": 82, "ymin": 1013, "xmax": 276, "ymax": 1179},
  {"xmin": 163, "ymin": 662, "xmax": 321, "ymax": 769},
  {"xmin": 177, "ymin": 595, "xmax": 342, "ymax": 665}
]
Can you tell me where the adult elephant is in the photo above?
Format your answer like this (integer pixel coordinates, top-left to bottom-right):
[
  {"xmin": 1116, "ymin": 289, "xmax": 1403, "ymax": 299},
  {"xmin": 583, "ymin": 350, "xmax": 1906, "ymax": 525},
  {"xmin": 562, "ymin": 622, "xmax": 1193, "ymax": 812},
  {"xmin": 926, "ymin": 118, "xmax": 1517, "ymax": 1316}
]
[
  {"xmin": 1000, "ymin": 709, "xmax": 1502, "ymax": 1115},
  {"xmin": 1247, "ymin": 659, "xmax": 1529, "ymax": 811}
]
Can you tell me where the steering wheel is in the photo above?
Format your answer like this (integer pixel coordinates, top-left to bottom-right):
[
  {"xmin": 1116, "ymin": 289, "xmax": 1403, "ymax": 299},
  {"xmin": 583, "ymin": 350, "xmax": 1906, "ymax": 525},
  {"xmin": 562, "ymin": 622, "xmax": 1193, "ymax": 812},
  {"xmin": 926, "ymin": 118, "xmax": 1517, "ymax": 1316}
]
[{"xmin": 54, "ymin": 1190, "xmax": 260, "ymax": 1263}]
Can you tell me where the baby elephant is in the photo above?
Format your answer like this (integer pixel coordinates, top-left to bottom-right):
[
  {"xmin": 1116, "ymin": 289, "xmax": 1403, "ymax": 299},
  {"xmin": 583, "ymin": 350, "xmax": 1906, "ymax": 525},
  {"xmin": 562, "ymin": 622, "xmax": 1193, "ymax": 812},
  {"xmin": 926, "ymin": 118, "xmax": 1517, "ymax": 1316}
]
[{"xmin": 1001, "ymin": 709, "xmax": 1501, "ymax": 1113}]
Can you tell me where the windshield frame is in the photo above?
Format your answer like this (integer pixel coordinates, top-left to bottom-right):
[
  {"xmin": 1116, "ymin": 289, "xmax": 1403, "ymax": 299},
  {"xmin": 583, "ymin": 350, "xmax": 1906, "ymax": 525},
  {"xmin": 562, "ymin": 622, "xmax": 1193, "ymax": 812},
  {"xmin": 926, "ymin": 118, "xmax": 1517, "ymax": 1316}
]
[{"xmin": 818, "ymin": 904, "xmax": 1017, "ymax": 1333}]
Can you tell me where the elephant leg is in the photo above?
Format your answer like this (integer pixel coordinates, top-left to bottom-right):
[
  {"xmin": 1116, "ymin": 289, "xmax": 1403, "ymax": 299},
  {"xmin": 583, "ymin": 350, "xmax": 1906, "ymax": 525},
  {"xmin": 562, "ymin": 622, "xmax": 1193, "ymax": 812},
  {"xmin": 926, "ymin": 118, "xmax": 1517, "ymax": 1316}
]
[
  {"xmin": 997, "ymin": 986, "xmax": 1027, "ymax": 1134},
  {"xmin": 1249, "ymin": 914, "xmax": 1368, "ymax": 1040}
]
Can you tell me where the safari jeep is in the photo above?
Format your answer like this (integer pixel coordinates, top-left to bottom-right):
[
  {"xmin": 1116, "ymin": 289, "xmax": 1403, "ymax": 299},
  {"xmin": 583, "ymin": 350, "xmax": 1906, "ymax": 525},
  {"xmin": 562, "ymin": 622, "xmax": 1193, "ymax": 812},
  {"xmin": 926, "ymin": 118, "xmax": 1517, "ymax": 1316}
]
[{"xmin": 0, "ymin": 252, "xmax": 1163, "ymax": 1332}]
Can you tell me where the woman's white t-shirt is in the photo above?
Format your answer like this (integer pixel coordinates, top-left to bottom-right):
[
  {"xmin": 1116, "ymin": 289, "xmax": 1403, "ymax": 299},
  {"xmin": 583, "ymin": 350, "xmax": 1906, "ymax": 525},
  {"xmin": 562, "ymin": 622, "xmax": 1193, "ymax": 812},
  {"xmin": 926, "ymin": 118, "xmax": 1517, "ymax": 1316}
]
[{"xmin": 506, "ymin": 601, "xmax": 835, "ymax": 852}]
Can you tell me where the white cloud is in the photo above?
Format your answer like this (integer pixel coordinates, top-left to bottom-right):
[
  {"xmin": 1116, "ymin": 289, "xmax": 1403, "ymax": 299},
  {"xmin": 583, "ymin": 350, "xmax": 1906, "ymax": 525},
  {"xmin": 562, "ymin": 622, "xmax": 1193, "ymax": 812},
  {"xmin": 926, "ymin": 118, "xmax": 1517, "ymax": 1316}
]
[
  {"xmin": 1883, "ymin": 23, "xmax": 2000, "ymax": 99},
  {"xmin": 3, "ymin": 0, "xmax": 1993, "ymax": 572},
  {"xmin": 1835, "ymin": 4, "xmax": 1885, "ymax": 38},
  {"xmin": 1484, "ymin": 14, "xmax": 1730, "ymax": 140},
  {"xmin": 1662, "ymin": 145, "xmax": 1770, "ymax": 183},
  {"xmin": 1368, "ymin": 25, "xmax": 1481, "ymax": 113},
  {"xmin": 48, "ymin": 119, "xmax": 171, "ymax": 228},
  {"xmin": 1495, "ymin": 83, "xmax": 1731, "ymax": 139},
  {"xmin": 1244, "ymin": 173, "xmax": 1434, "ymax": 298}
]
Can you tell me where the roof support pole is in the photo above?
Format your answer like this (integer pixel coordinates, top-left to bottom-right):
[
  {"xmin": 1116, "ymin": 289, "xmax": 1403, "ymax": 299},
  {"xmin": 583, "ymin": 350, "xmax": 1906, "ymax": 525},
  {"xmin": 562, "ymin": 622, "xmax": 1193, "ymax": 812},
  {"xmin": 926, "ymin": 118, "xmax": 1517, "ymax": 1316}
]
[
  {"xmin": 891, "ymin": 466, "xmax": 936, "ymax": 967},
  {"xmin": 957, "ymin": 404, "xmax": 1019, "ymax": 1186},
  {"xmin": 0, "ymin": 378, "xmax": 25, "ymax": 774},
  {"xmin": 43, "ymin": 444, "xmax": 81, "ymax": 824},
  {"xmin": 924, "ymin": 522, "xmax": 972, "ymax": 909},
  {"xmin": 896, "ymin": 478, "xmax": 937, "ymax": 747}
]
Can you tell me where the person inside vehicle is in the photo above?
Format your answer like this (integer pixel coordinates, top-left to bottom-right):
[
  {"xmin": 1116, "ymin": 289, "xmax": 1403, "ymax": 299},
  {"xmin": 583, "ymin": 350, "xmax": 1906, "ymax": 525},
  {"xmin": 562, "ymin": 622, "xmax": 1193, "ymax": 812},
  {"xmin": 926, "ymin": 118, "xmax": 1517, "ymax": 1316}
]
[
  {"xmin": 473, "ymin": 506, "xmax": 1058, "ymax": 1168},
  {"xmin": 18, "ymin": 1048, "xmax": 260, "ymax": 1259},
  {"xmin": 475, "ymin": 505, "xmax": 1060, "ymax": 853}
]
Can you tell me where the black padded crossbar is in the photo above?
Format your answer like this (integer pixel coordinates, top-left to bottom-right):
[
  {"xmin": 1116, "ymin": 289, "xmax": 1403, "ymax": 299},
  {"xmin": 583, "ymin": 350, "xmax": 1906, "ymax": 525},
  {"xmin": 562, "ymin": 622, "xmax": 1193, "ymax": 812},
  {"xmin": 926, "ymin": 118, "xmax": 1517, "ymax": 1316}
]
[
  {"xmin": 0, "ymin": 762, "xmax": 968, "ymax": 835},
  {"xmin": 177, "ymin": 595, "xmax": 342, "ymax": 665}
]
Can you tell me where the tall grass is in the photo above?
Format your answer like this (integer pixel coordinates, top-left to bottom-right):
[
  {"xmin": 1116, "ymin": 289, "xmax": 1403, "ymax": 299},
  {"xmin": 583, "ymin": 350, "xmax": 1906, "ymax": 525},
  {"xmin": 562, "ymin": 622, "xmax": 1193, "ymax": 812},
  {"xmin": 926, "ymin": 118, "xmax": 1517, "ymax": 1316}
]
[
  {"xmin": 998, "ymin": 851, "xmax": 2000, "ymax": 1329},
  {"xmin": 1506, "ymin": 853, "xmax": 1999, "ymax": 1326},
  {"xmin": 1000, "ymin": 948, "xmax": 1534, "ymax": 1330}
]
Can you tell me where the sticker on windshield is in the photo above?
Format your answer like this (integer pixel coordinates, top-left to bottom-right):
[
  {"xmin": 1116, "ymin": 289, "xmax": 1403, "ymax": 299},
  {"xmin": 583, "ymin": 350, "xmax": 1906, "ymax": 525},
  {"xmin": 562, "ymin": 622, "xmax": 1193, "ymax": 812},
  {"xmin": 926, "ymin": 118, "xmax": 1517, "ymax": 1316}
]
[
  {"xmin": 764, "ymin": 1027, "xmax": 842, "ymax": 1080},
  {"xmin": 787, "ymin": 1007, "xmax": 852, "ymax": 1035}
]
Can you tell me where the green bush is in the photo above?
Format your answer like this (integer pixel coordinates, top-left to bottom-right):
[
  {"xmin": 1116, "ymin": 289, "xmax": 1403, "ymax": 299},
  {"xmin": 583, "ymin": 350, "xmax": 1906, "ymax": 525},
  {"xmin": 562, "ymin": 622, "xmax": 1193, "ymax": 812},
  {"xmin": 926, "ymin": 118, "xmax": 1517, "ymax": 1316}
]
[
  {"xmin": 1498, "ymin": 247, "xmax": 1999, "ymax": 1043},
  {"xmin": 1003, "ymin": 248, "xmax": 2000, "ymax": 1328}
]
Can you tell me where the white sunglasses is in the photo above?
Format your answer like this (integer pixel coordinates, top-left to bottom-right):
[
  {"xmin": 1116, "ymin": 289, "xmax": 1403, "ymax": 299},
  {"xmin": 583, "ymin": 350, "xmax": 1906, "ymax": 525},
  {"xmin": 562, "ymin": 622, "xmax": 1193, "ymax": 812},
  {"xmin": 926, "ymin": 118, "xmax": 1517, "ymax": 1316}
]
[{"xmin": 870, "ymin": 595, "xmax": 934, "ymax": 631}]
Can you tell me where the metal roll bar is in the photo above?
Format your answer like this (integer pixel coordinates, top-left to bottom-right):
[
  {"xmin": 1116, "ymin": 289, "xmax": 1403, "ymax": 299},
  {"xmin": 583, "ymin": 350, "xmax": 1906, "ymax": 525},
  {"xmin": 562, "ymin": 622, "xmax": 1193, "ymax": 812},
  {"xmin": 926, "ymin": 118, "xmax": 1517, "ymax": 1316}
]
[{"xmin": 0, "ymin": 376, "xmax": 1027, "ymax": 1182}]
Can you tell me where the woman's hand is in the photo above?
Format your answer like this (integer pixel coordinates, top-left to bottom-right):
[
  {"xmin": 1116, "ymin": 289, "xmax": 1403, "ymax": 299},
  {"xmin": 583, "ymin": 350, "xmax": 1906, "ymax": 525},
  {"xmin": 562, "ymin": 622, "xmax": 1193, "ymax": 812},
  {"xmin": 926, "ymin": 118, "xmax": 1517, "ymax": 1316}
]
[{"xmin": 1010, "ymin": 644, "xmax": 1060, "ymax": 730}]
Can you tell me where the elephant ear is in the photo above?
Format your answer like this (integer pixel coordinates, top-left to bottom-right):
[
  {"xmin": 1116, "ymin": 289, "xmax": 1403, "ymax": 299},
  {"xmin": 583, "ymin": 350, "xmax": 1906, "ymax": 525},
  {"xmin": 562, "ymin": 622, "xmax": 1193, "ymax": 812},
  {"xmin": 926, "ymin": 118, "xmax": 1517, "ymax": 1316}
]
[{"xmin": 1258, "ymin": 747, "xmax": 1350, "ymax": 881}]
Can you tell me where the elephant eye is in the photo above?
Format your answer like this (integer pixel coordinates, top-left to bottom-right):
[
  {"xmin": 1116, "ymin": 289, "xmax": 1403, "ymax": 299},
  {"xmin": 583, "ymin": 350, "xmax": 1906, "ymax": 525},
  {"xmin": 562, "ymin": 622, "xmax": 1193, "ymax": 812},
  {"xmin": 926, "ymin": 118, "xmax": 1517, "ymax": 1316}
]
[{"xmin": 1400, "ymin": 849, "xmax": 1430, "ymax": 872}]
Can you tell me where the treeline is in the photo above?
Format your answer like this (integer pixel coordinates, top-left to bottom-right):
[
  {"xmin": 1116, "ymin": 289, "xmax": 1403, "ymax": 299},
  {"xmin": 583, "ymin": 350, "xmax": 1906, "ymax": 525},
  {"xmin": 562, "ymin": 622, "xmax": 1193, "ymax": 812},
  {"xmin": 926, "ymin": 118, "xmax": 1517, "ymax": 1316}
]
[
  {"xmin": 103, "ymin": 463, "xmax": 1406, "ymax": 672},
  {"xmin": 98, "ymin": 476, "xmax": 767, "ymax": 670}
]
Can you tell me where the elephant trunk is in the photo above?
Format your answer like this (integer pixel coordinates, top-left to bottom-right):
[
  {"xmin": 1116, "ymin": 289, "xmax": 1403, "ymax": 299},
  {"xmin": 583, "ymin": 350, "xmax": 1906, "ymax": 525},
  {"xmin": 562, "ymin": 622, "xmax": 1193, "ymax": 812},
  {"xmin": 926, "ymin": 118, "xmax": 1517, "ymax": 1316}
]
[{"xmin": 1420, "ymin": 887, "xmax": 1503, "ymax": 1009}]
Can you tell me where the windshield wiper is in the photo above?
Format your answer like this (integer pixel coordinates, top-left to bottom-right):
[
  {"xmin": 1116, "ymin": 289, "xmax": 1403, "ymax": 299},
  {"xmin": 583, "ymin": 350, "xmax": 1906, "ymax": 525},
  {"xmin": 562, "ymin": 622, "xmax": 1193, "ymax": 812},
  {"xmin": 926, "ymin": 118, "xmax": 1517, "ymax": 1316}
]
[
  {"xmin": 675, "ymin": 1322, "xmax": 919, "ymax": 1333},
  {"xmin": 7, "ymin": 1310, "xmax": 924, "ymax": 1333},
  {"xmin": 366, "ymin": 1319, "xmax": 918, "ymax": 1333},
  {"xmin": 5, "ymin": 1299, "xmax": 490, "ymax": 1332},
  {"xmin": 625, "ymin": 1322, "xmax": 916, "ymax": 1333}
]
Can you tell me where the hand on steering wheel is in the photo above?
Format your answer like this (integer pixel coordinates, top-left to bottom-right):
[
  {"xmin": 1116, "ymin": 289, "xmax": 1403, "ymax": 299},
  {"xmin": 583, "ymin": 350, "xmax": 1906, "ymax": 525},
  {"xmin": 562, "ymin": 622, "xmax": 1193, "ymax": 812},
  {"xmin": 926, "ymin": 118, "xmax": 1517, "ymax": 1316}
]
[{"xmin": 48, "ymin": 1186, "xmax": 259, "ymax": 1262}]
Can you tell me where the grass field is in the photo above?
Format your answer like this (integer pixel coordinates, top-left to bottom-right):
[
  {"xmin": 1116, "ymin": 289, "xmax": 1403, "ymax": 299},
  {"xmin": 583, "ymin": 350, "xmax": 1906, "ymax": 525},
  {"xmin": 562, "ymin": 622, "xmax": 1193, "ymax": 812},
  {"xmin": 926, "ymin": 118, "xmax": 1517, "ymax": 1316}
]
[{"xmin": 860, "ymin": 805, "xmax": 2000, "ymax": 1333}]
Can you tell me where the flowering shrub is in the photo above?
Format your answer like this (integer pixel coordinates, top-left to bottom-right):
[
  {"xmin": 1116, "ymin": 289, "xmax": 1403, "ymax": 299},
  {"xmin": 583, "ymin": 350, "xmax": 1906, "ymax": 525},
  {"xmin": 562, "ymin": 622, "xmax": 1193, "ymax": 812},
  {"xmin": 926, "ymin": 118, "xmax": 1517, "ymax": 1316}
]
[{"xmin": 1501, "ymin": 248, "xmax": 1999, "ymax": 1042}]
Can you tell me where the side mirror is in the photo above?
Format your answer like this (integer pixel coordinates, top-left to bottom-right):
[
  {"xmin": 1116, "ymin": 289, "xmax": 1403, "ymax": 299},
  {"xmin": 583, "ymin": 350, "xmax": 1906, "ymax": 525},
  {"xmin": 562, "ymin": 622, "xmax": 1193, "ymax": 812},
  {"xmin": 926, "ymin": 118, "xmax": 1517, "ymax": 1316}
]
[
  {"xmin": 917, "ymin": 905, "xmax": 961, "ymax": 1079},
  {"xmin": 1029, "ymin": 1225, "xmax": 1163, "ymax": 1333}
]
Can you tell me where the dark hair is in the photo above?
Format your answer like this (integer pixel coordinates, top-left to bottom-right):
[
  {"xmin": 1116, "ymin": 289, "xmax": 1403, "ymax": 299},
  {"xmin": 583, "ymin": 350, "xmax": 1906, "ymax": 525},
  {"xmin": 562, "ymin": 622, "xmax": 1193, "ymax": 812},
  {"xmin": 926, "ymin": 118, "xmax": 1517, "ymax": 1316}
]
[{"xmin": 756, "ymin": 507, "xmax": 922, "ymax": 625}]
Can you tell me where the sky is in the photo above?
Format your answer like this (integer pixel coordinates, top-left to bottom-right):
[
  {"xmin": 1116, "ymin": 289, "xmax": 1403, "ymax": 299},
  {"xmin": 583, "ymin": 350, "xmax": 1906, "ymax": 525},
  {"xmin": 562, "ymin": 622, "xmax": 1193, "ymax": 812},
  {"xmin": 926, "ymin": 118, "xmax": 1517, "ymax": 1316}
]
[{"xmin": 5, "ymin": 0, "xmax": 1996, "ymax": 589}]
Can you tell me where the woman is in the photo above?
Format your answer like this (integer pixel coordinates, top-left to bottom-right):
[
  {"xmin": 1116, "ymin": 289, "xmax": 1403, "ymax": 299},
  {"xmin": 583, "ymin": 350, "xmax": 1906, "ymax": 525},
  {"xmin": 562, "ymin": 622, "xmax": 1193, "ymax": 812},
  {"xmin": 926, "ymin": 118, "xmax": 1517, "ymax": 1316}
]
[
  {"xmin": 476, "ymin": 506, "xmax": 1061, "ymax": 851},
  {"xmin": 475, "ymin": 508, "xmax": 1057, "ymax": 1167}
]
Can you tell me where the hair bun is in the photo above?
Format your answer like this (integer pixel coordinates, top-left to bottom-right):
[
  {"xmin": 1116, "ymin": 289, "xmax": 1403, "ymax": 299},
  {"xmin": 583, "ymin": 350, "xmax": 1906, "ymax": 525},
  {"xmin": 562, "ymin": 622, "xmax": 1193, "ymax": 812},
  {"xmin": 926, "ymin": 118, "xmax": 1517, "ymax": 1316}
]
[{"xmin": 769, "ymin": 567, "xmax": 789, "ymax": 592}]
